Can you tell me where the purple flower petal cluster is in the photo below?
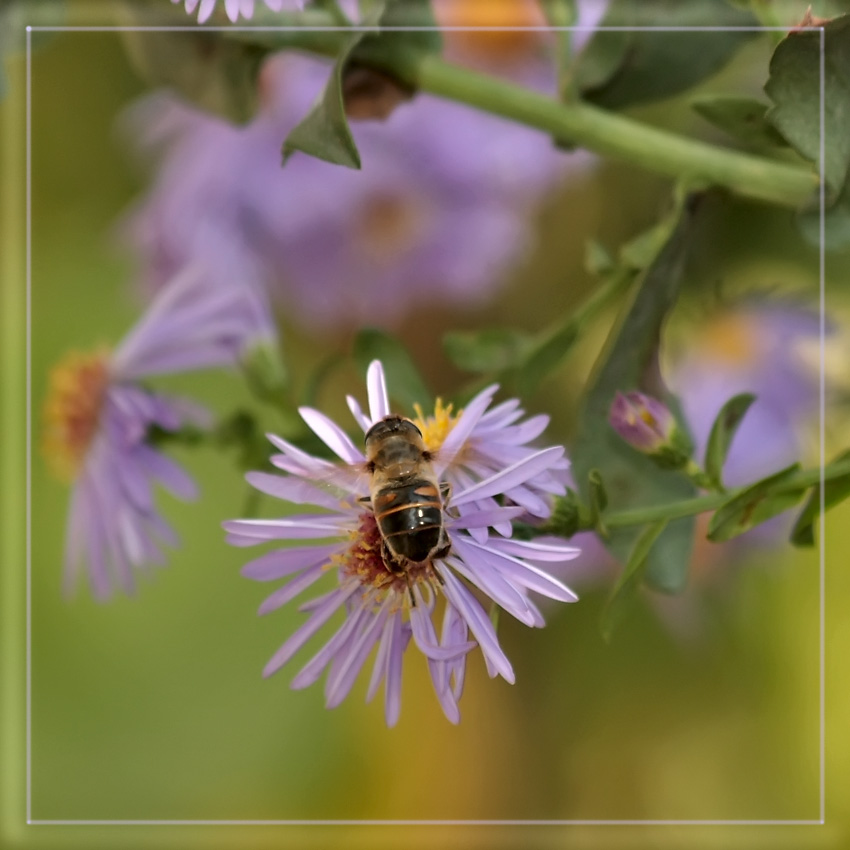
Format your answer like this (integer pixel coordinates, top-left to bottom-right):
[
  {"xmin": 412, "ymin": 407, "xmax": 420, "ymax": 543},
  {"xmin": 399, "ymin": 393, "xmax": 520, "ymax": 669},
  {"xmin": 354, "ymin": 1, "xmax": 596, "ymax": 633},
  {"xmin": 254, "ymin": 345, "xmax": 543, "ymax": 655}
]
[
  {"xmin": 119, "ymin": 50, "xmax": 575, "ymax": 330},
  {"xmin": 225, "ymin": 361, "xmax": 579, "ymax": 724},
  {"xmin": 44, "ymin": 269, "xmax": 277, "ymax": 599},
  {"xmin": 172, "ymin": 0, "xmax": 297, "ymax": 24}
]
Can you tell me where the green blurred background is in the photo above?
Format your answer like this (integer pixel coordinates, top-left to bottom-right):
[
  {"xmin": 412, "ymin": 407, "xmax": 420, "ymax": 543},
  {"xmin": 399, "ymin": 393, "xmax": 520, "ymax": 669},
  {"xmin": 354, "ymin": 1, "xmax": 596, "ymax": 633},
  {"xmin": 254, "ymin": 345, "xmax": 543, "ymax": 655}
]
[{"xmin": 3, "ymin": 2, "xmax": 850, "ymax": 848}]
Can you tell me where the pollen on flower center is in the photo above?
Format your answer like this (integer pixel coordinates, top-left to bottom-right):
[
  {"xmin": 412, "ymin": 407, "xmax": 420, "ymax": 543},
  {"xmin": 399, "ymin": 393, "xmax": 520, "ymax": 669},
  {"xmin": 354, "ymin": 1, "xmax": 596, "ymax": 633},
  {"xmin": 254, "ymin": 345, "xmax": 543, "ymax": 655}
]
[
  {"xmin": 335, "ymin": 512, "xmax": 440, "ymax": 606},
  {"xmin": 413, "ymin": 398, "xmax": 460, "ymax": 453},
  {"xmin": 42, "ymin": 348, "xmax": 110, "ymax": 482}
]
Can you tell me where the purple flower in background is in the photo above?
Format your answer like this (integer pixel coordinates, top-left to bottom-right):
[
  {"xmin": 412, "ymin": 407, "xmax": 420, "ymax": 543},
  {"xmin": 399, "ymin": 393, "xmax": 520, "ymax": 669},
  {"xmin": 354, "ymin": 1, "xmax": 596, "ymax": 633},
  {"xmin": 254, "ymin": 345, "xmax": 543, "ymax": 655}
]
[
  {"xmin": 119, "ymin": 49, "xmax": 575, "ymax": 330},
  {"xmin": 224, "ymin": 361, "xmax": 579, "ymax": 724},
  {"xmin": 43, "ymin": 269, "xmax": 277, "ymax": 599},
  {"xmin": 670, "ymin": 300, "xmax": 821, "ymax": 486},
  {"xmin": 171, "ymin": 0, "xmax": 297, "ymax": 24}
]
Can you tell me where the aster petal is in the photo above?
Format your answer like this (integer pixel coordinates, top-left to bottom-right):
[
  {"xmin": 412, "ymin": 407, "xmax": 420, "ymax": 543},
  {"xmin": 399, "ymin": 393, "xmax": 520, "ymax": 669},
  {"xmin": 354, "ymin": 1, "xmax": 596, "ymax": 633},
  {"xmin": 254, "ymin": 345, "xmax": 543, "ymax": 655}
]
[
  {"xmin": 262, "ymin": 582, "xmax": 359, "ymax": 678},
  {"xmin": 240, "ymin": 542, "xmax": 341, "ymax": 580},
  {"xmin": 409, "ymin": 601, "xmax": 477, "ymax": 660},
  {"xmin": 467, "ymin": 539, "xmax": 579, "ymax": 602},
  {"xmin": 434, "ymin": 384, "xmax": 499, "ymax": 475},
  {"xmin": 258, "ymin": 563, "xmax": 327, "ymax": 615},
  {"xmin": 366, "ymin": 360, "xmax": 390, "ymax": 422},
  {"xmin": 446, "ymin": 541, "xmax": 538, "ymax": 627},
  {"xmin": 346, "ymin": 394, "xmax": 372, "ymax": 432},
  {"xmin": 292, "ymin": 606, "xmax": 371, "ymax": 691},
  {"xmin": 223, "ymin": 514, "xmax": 350, "ymax": 540},
  {"xmin": 298, "ymin": 407, "xmax": 365, "ymax": 464},
  {"xmin": 490, "ymin": 537, "xmax": 582, "ymax": 562},
  {"xmin": 325, "ymin": 599, "xmax": 392, "ymax": 708},
  {"xmin": 436, "ymin": 565, "xmax": 515, "ymax": 684},
  {"xmin": 384, "ymin": 615, "xmax": 410, "ymax": 727},
  {"xmin": 197, "ymin": 0, "xmax": 217, "ymax": 22},
  {"xmin": 450, "ymin": 446, "xmax": 565, "ymax": 508},
  {"xmin": 446, "ymin": 505, "xmax": 526, "ymax": 531},
  {"xmin": 135, "ymin": 445, "xmax": 198, "ymax": 501},
  {"xmin": 245, "ymin": 471, "xmax": 343, "ymax": 510},
  {"xmin": 366, "ymin": 615, "xmax": 395, "ymax": 702}
]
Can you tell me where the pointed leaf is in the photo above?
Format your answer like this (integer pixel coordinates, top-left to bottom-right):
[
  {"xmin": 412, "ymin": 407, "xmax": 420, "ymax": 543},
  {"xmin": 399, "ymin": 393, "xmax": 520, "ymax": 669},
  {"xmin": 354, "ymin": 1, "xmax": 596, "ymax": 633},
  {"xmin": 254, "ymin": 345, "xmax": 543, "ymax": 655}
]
[
  {"xmin": 790, "ymin": 449, "xmax": 850, "ymax": 547},
  {"xmin": 572, "ymin": 192, "xmax": 700, "ymax": 594},
  {"xmin": 282, "ymin": 0, "xmax": 441, "ymax": 169},
  {"xmin": 282, "ymin": 31, "xmax": 365, "ymax": 169},
  {"xmin": 575, "ymin": 0, "xmax": 759, "ymax": 110},
  {"xmin": 703, "ymin": 393, "xmax": 757, "ymax": 490},
  {"xmin": 765, "ymin": 14, "xmax": 850, "ymax": 196},
  {"xmin": 443, "ymin": 328, "xmax": 531, "ymax": 374},
  {"xmin": 707, "ymin": 464, "xmax": 804, "ymax": 542},
  {"xmin": 691, "ymin": 95, "xmax": 789, "ymax": 151},
  {"xmin": 600, "ymin": 520, "xmax": 668, "ymax": 641}
]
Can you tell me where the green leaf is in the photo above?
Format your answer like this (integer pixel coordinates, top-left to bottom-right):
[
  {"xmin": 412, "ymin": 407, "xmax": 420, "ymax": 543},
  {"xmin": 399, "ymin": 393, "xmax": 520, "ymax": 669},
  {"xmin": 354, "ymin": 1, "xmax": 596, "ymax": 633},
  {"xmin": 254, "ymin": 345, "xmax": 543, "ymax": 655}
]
[
  {"xmin": 572, "ymin": 192, "xmax": 701, "ymax": 594},
  {"xmin": 575, "ymin": 0, "xmax": 759, "ymax": 110},
  {"xmin": 283, "ymin": 0, "xmax": 441, "ymax": 169},
  {"xmin": 443, "ymin": 328, "xmax": 531, "ymax": 374},
  {"xmin": 282, "ymin": 30, "xmax": 365, "ymax": 169},
  {"xmin": 600, "ymin": 520, "xmax": 668, "ymax": 641},
  {"xmin": 707, "ymin": 464, "xmax": 804, "ymax": 542},
  {"xmin": 791, "ymin": 449, "xmax": 850, "ymax": 547},
  {"xmin": 353, "ymin": 329, "xmax": 432, "ymax": 414},
  {"xmin": 691, "ymin": 94, "xmax": 789, "ymax": 150},
  {"xmin": 116, "ymin": 0, "xmax": 267, "ymax": 124},
  {"xmin": 703, "ymin": 392, "xmax": 757, "ymax": 490},
  {"xmin": 588, "ymin": 469, "xmax": 609, "ymax": 530},
  {"xmin": 765, "ymin": 14, "xmax": 850, "ymax": 196},
  {"xmin": 584, "ymin": 239, "xmax": 616, "ymax": 276}
]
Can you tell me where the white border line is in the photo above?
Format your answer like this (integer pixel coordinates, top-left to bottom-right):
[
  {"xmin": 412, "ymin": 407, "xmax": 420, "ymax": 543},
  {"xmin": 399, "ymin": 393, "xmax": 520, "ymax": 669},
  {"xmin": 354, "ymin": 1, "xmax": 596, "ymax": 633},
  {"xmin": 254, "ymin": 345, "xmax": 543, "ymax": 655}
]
[
  {"xmin": 25, "ymin": 23, "xmax": 33, "ymax": 829},
  {"xmin": 24, "ymin": 22, "xmax": 827, "ymax": 827},
  {"xmin": 818, "ymin": 24, "xmax": 827, "ymax": 826}
]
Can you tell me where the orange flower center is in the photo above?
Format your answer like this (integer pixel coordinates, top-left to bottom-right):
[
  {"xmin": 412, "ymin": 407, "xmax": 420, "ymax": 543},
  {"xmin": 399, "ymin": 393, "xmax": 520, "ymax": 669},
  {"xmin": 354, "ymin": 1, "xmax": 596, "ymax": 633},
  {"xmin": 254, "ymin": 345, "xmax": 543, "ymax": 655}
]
[
  {"xmin": 42, "ymin": 348, "xmax": 110, "ymax": 481},
  {"xmin": 434, "ymin": 0, "xmax": 547, "ymax": 66},
  {"xmin": 697, "ymin": 313, "xmax": 758, "ymax": 366}
]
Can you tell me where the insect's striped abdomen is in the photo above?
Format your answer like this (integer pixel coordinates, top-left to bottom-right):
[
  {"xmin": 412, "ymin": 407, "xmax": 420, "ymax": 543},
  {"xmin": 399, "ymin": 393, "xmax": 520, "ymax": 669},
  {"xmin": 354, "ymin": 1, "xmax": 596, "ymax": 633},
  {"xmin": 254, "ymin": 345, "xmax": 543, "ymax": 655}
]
[{"xmin": 374, "ymin": 479, "xmax": 444, "ymax": 564}]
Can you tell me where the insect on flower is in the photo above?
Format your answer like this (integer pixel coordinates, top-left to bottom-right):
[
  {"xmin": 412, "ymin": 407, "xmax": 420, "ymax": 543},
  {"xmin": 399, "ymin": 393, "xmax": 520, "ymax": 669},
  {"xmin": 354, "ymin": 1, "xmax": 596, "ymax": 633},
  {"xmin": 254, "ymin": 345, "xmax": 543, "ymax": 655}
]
[{"xmin": 225, "ymin": 361, "xmax": 581, "ymax": 725}]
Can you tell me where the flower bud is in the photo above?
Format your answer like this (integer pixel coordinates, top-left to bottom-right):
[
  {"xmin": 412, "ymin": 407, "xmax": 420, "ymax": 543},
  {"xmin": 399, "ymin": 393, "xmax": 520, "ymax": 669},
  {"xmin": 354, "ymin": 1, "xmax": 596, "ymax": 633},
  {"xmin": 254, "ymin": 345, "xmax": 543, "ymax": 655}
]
[{"xmin": 609, "ymin": 391, "xmax": 692, "ymax": 470}]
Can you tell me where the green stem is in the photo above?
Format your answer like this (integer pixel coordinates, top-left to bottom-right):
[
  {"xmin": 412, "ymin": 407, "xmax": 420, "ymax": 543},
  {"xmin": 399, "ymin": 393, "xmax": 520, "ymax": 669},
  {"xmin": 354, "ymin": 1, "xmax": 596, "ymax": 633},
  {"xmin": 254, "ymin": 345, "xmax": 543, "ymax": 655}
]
[
  {"xmin": 590, "ymin": 458, "xmax": 850, "ymax": 531},
  {"xmin": 233, "ymin": 13, "xmax": 818, "ymax": 209}
]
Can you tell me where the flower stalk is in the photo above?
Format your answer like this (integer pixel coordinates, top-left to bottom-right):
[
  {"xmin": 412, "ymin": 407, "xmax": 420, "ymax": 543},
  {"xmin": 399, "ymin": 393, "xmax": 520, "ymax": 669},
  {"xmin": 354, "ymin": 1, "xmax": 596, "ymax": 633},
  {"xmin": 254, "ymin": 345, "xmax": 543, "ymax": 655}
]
[{"xmin": 232, "ymin": 11, "xmax": 818, "ymax": 209}]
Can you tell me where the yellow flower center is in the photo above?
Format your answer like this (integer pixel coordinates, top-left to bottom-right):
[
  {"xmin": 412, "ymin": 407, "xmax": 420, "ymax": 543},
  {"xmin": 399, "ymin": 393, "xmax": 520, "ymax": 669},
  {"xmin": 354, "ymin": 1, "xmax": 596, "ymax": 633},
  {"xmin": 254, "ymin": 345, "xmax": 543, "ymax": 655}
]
[
  {"xmin": 413, "ymin": 397, "xmax": 461, "ymax": 452},
  {"xmin": 697, "ymin": 313, "xmax": 757, "ymax": 366},
  {"xmin": 434, "ymin": 0, "xmax": 547, "ymax": 66},
  {"xmin": 42, "ymin": 348, "xmax": 110, "ymax": 481}
]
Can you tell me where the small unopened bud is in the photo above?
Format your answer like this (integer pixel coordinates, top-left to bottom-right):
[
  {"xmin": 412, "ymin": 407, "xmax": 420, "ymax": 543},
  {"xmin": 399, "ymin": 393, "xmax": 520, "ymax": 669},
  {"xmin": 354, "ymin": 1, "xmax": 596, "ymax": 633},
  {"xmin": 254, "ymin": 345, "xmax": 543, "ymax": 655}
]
[{"xmin": 609, "ymin": 391, "xmax": 692, "ymax": 470}]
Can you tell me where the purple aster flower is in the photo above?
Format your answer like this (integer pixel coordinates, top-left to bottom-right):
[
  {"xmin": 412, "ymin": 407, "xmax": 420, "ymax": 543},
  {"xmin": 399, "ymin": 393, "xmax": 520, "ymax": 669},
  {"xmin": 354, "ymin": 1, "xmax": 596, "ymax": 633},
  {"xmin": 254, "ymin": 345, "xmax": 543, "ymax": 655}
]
[
  {"xmin": 224, "ymin": 360, "xmax": 579, "ymax": 724},
  {"xmin": 118, "ymin": 49, "xmax": 577, "ymax": 330},
  {"xmin": 43, "ymin": 268, "xmax": 277, "ymax": 599},
  {"xmin": 171, "ymin": 0, "xmax": 297, "ymax": 24}
]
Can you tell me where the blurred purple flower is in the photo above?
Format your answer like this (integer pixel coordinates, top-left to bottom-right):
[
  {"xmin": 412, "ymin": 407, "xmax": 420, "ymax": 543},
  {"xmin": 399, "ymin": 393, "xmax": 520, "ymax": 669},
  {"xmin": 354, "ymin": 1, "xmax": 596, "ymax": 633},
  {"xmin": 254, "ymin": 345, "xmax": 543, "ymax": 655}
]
[
  {"xmin": 43, "ymin": 268, "xmax": 277, "ymax": 599},
  {"xmin": 172, "ymin": 0, "xmax": 296, "ymax": 24},
  {"xmin": 224, "ymin": 360, "xmax": 579, "ymax": 724},
  {"xmin": 118, "ymin": 50, "xmax": 577, "ymax": 330},
  {"xmin": 670, "ymin": 301, "xmax": 821, "ymax": 486}
]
